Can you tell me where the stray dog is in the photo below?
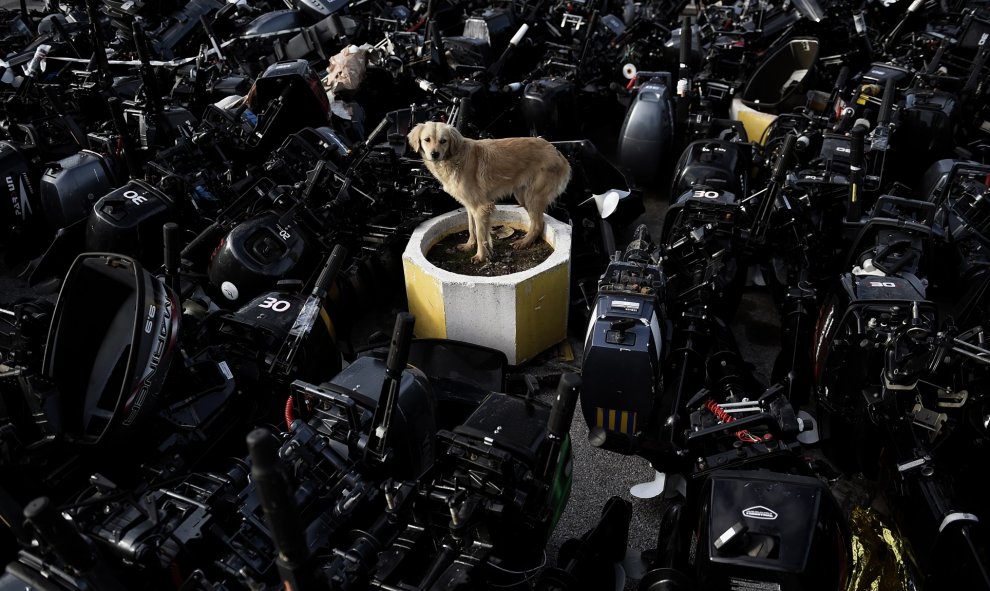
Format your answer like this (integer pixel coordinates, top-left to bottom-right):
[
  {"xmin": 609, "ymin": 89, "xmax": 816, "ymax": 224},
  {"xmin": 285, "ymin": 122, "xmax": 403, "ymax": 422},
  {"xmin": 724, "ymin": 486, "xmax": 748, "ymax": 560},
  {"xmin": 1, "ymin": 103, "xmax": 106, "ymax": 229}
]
[{"xmin": 408, "ymin": 122, "xmax": 572, "ymax": 264}]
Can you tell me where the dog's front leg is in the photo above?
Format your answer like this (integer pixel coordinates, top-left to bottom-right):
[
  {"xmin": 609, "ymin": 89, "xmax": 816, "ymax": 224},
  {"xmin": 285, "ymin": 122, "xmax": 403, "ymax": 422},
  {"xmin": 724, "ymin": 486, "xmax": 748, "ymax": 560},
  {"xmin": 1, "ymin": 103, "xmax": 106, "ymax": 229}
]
[
  {"xmin": 456, "ymin": 208, "xmax": 478, "ymax": 253},
  {"xmin": 470, "ymin": 203, "xmax": 495, "ymax": 264}
]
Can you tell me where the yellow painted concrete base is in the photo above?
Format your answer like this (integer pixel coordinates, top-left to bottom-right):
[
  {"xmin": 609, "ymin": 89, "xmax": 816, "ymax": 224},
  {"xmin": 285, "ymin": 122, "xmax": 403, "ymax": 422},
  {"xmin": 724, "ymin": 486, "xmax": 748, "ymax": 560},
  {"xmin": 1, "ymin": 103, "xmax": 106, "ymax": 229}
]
[{"xmin": 402, "ymin": 206, "xmax": 572, "ymax": 366}]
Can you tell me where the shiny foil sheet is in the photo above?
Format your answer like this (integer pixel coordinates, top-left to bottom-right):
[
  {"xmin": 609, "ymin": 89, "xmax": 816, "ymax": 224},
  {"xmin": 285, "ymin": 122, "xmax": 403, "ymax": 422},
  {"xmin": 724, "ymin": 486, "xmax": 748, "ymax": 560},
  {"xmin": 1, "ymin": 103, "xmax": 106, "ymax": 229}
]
[{"xmin": 847, "ymin": 505, "xmax": 922, "ymax": 591}]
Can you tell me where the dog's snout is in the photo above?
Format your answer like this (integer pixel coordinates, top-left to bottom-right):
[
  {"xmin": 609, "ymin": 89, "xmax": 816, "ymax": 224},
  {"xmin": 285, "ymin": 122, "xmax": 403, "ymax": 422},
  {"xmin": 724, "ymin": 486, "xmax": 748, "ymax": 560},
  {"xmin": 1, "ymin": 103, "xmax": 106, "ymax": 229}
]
[{"xmin": 430, "ymin": 150, "xmax": 440, "ymax": 160}]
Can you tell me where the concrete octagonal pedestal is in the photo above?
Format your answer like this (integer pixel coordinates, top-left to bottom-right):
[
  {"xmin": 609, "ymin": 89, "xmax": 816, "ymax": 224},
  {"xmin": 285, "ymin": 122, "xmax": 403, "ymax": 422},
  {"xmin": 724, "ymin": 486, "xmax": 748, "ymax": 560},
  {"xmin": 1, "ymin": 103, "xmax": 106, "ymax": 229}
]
[{"xmin": 402, "ymin": 205, "xmax": 571, "ymax": 366}]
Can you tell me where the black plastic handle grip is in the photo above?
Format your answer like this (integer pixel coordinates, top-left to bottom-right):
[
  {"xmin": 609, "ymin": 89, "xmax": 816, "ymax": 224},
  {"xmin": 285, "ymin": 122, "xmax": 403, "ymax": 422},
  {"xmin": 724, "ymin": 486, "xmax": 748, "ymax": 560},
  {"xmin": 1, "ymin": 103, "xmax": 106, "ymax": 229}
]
[
  {"xmin": 385, "ymin": 313, "xmax": 416, "ymax": 378},
  {"xmin": 106, "ymin": 96, "xmax": 141, "ymax": 178},
  {"xmin": 679, "ymin": 17, "xmax": 692, "ymax": 70},
  {"xmin": 246, "ymin": 428, "xmax": 309, "ymax": 564},
  {"xmin": 965, "ymin": 46, "xmax": 988, "ymax": 93},
  {"xmin": 878, "ymin": 77, "xmax": 896, "ymax": 125},
  {"xmin": 131, "ymin": 23, "xmax": 150, "ymax": 63},
  {"xmin": 84, "ymin": 0, "xmax": 111, "ymax": 87},
  {"xmin": 547, "ymin": 372, "xmax": 582, "ymax": 439},
  {"xmin": 313, "ymin": 244, "xmax": 347, "ymax": 298},
  {"xmin": 131, "ymin": 22, "xmax": 163, "ymax": 112},
  {"xmin": 301, "ymin": 159, "xmax": 326, "ymax": 202},
  {"xmin": 772, "ymin": 134, "xmax": 797, "ymax": 185},
  {"xmin": 850, "ymin": 125, "xmax": 866, "ymax": 169},
  {"xmin": 834, "ymin": 65, "xmax": 850, "ymax": 93},
  {"xmin": 163, "ymin": 222, "xmax": 179, "ymax": 272}
]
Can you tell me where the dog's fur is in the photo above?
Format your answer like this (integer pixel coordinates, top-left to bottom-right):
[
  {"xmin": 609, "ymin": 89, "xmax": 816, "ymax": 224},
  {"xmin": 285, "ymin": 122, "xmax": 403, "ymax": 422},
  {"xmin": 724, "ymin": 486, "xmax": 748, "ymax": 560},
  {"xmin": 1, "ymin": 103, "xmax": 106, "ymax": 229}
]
[{"xmin": 408, "ymin": 122, "xmax": 572, "ymax": 263}]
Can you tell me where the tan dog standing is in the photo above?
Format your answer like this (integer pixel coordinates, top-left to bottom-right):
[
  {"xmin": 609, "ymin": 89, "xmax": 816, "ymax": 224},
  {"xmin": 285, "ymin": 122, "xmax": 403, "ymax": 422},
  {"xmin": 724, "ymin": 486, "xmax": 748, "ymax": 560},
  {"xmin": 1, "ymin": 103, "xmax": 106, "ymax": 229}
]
[{"xmin": 407, "ymin": 122, "xmax": 572, "ymax": 264}]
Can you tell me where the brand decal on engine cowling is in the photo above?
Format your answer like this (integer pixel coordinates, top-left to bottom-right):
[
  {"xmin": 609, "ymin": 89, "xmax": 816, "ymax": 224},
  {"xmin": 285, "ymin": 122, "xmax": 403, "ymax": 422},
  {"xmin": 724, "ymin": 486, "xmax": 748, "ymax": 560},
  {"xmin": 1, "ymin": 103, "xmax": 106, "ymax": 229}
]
[
  {"xmin": 611, "ymin": 299, "xmax": 641, "ymax": 312},
  {"xmin": 742, "ymin": 505, "xmax": 778, "ymax": 520},
  {"xmin": 813, "ymin": 304, "xmax": 837, "ymax": 380},
  {"xmin": 124, "ymin": 294, "xmax": 176, "ymax": 426},
  {"xmin": 7, "ymin": 173, "xmax": 32, "ymax": 220}
]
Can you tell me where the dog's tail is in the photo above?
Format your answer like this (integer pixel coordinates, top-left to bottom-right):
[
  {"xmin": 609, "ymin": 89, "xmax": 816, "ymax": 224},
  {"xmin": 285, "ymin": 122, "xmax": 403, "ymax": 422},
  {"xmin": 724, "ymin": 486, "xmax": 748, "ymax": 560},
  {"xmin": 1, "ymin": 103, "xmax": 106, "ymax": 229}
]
[{"xmin": 550, "ymin": 150, "xmax": 573, "ymax": 202}]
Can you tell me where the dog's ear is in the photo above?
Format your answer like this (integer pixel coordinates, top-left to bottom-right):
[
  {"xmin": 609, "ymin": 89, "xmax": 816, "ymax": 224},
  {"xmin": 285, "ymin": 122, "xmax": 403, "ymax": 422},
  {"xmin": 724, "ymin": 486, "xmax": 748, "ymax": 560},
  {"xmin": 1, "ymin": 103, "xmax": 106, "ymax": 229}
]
[
  {"xmin": 407, "ymin": 123, "xmax": 424, "ymax": 153},
  {"xmin": 446, "ymin": 124, "xmax": 464, "ymax": 156}
]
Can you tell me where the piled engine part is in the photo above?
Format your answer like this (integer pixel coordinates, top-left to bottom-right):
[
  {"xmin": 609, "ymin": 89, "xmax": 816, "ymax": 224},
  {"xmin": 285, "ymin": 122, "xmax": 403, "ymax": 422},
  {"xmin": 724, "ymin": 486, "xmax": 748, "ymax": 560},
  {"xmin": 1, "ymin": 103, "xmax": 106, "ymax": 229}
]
[
  {"xmin": 0, "ymin": 311, "xmax": 582, "ymax": 591},
  {"xmin": 0, "ymin": 0, "xmax": 989, "ymax": 588}
]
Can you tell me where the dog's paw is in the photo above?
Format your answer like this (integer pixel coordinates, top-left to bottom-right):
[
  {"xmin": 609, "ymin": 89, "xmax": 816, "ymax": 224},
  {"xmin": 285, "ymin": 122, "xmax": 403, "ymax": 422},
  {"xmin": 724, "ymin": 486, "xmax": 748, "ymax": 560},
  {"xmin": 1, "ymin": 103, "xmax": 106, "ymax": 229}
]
[
  {"xmin": 456, "ymin": 242, "xmax": 476, "ymax": 252},
  {"xmin": 470, "ymin": 254, "xmax": 489, "ymax": 264},
  {"xmin": 512, "ymin": 237, "xmax": 535, "ymax": 250}
]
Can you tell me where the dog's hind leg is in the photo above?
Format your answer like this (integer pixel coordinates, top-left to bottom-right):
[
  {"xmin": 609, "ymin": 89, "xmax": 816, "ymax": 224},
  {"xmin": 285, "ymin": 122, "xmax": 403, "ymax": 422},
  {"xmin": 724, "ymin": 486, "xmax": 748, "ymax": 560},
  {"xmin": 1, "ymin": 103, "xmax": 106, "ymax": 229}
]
[
  {"xmin": 470, "ymin": 203, "xmax": 495, "ymax": 264},
  {"xmin": 457, "ymin": 208, "xmax": 478, "ymax": 253},
  {"xmin": 513, "ymin": 189, "xmax": 546, "ymax": 250}
]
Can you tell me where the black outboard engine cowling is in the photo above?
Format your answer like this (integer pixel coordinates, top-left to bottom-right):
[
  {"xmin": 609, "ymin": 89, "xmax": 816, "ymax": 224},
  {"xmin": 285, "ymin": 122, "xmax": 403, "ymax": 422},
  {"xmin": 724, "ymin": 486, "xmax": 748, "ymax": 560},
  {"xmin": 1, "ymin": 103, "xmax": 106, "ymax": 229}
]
[
  {"xmin": 85, "ymin": 180, "xmax": 176, "ymax": 269},
  {"xmin": 582, "ymin": 290, "xmax": 665, "ymax": 450},
  {"xmin": 813, "ymin": 271, "xmax": 937, "ymax": 473},
  {"xmin": 38, "ymin": 150, "xmax": 117, "ymax": 234},
  {"xmin": 739, "ymin": 38, "xmax": 820, "ymax": 114},
  {"xmin": 207, "ymin": 212, "xmax": 318, "ymax": 305},
  {"xmin": 521, "ymin": 78, "xmax": 578, "ymax": 140},
  {"xmin": 661, "ymin": 186, "xmax": 747, "ymax": 318},
  {"xmin": 293, "ymin": 0, "xmax": 346, "ymax": 21},
  {"xmin": 42, "ymin": 253, "xmax": 180, "ymax": 444},
  {"xmin": 231, "ymin": 289, "xmax": 341, "ymax": 381},
  {"xmin": 0, "ymin": 141, "xmax": 40, "ymax": 248},
  {"xmin": 581, "ymin": 226, "xmax": 666, "ymax": 453},
  {"xmin": 617, "ymin": 73, "xmax": 675, "ymax": 190},
  {"xmin": 694, "ymin": 470, "xmax": 850, "ymax": 591},
  {"xmin": 246, "ymin": 60, "xmax": 330, "ymax": 154},
  {"xmin": 814, "ymin": 272, "xmax": 933, "ymax": 396},
  {"xmin": 892, "ymin": 89, "xmax": 959, "ymax": 185},
  {"xmin": 317, "ymin": 356, "xmax": 437, "ymax": 480},
  {"xmin": 671, "ymin": 139, "xmax": 750, "ymax": 198}
]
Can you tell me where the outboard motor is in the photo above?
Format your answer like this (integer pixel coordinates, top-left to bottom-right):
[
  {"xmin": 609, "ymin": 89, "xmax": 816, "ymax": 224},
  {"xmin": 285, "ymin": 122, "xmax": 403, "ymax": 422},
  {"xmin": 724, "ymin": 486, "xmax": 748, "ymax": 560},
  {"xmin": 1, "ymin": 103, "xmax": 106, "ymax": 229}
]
[
  {"xmin": 207, "ymin": 212, "xmax": 319, "ymax": 305},
  {"xmin": 617, "ymin": 72, "xmax": 675, "ymax": 190},
  {"xmin": 521, "ymin": 78, "xmax": 578, "ymax": 140},
  {"xmin": 0, "ymin": 141, "xmax": 41, "ymax": 252},
  {"xmin": 231, "ymin": 287, "xmax": 342, "ymax": 380},
  {"xmin": 739, "ymin": 38, "xmax": 820, "ymax": 115},
  {"xmin": 38, "ymin": 150, "xmax": 117, "ymax": 234},
  {"xmin": 813, "ymin": 272, "xmax": 935, "ymax": 472},
  {"xmin": 922, "ymin": 160, "xmax": 990, "ymax": 323},
  {"xmin": 42, "ymin": 253, "xmax": 180, "ymax": 444},
  {"xmin": 670, "ymin": 139, "xmax": 750, "ymax": 200},
  {"xmin": 292, "ymin": 0, "xmax": 347, "ymax": 21},
  {"xmin": 310, "ymin": 355, "xmax": 437, "ymax": 480},
  {"xmin": 692, "ymin": 470, "xmax": 850, "ymax": 591},
  {"xmin": 661, "ymin": 183, "xmax": 748, "ymax": 320},
  {"xmin": 85, "ymin": 180, "xmax": 176, "ymax": 269},
  {"xmin": 246, "ymin": 60, "xmax": 330, "ymax": 155},
  {"xmin": 893, "ymin": 88, "xmax": 960, "ymax": 187},
  {"xmin": 581, "ymin": 225, "xmax": 667, "ymax": 454},
  {"xmin": 240, "ymin": 9, "xmax": 312, "ymax": 38}
]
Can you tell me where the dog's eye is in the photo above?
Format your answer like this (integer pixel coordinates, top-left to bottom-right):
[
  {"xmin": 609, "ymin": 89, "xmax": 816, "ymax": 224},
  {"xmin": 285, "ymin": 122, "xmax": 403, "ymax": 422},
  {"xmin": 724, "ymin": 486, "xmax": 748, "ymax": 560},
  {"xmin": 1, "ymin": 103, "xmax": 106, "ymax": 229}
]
[
  {"xmin": 440, "ymin": 139, "xmax": 447, "ymax": 144},
  {"xmin": 424, "ymin": 138, "xmax": 431, "ymax": 143}
]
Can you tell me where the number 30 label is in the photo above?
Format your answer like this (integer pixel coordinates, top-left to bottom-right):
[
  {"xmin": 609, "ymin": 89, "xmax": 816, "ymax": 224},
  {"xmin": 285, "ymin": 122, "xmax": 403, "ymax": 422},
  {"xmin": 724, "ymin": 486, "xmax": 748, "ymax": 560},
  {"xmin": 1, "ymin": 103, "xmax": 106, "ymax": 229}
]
[{"xmin": 259, "ymin": 297, "xmax": 292, "ymax": 312}]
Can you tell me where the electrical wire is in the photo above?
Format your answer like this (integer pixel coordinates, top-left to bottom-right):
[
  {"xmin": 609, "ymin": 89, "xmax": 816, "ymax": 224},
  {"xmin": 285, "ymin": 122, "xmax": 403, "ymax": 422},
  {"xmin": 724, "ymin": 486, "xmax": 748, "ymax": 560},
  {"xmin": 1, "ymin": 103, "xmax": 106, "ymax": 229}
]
[{"xmin": 486, "ymin": 550, "xmax": 548, "ymax": 588}]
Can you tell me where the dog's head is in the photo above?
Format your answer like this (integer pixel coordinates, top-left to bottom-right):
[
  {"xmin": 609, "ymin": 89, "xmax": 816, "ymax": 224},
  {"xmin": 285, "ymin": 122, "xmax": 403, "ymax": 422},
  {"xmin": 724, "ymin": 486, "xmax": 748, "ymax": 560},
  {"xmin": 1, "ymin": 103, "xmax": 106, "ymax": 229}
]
[{"xmin": 407, "ymin": 121, "xmax": 462, "ymax": 162}]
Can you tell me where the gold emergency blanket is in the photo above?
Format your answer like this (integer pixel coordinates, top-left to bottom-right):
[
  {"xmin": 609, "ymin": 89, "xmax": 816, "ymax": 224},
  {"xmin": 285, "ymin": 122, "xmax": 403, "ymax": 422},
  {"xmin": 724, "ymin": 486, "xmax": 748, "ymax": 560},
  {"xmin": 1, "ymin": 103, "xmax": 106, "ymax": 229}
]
[{"xmin": 847, "ymin": 505, "xmax": 922, "ymax": 591}]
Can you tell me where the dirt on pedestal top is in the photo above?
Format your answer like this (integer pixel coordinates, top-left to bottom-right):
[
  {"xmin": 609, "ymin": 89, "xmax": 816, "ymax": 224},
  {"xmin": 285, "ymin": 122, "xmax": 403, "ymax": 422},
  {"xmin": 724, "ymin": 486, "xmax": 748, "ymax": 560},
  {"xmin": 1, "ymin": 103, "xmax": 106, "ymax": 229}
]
[{"xmin": 426, "ymin": 225, "xmax": 554, "ymax": 277}]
